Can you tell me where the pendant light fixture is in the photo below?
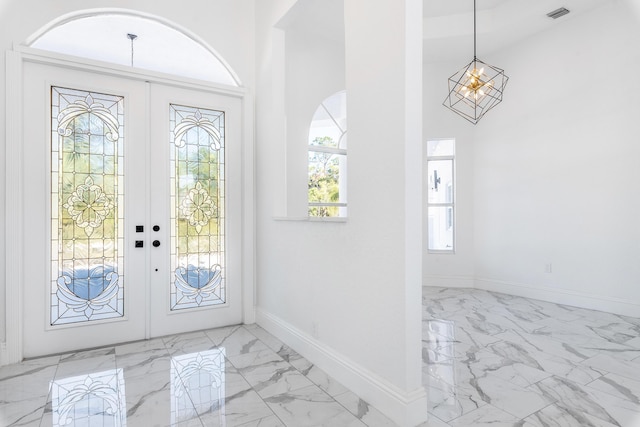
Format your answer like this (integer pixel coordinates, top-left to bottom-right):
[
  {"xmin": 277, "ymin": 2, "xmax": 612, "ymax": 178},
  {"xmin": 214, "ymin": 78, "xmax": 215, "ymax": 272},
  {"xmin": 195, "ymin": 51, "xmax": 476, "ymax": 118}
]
[{"xmin": 443, "ymin": 0, "xmax": 509, "ymax": 124}]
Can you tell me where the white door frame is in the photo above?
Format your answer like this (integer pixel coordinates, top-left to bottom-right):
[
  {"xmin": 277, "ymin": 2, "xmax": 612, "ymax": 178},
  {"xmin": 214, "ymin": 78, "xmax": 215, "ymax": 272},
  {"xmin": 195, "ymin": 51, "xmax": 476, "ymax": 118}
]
[{"xmin": 2, "ymin": 46, "xmax": 255, "ymax": 365}]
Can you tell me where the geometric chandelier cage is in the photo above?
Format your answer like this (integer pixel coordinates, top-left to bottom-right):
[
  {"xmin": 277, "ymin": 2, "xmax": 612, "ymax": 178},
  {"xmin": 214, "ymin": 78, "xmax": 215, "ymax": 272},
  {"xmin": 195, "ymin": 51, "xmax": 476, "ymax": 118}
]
[{"xmin": 443, "ymin": 0, "xmax": 509, "ymax": 124}]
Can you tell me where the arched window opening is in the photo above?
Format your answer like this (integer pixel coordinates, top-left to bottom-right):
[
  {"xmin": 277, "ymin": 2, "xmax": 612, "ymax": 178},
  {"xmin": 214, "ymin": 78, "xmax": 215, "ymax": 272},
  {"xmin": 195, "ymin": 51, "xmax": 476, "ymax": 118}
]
[
  {"xmin": 308, "ymin": 91, "xmax": 347, "ymax": 218},
  {"xmin": 28, "ymin": 12, "xmax": 239, "ymax": 86}
]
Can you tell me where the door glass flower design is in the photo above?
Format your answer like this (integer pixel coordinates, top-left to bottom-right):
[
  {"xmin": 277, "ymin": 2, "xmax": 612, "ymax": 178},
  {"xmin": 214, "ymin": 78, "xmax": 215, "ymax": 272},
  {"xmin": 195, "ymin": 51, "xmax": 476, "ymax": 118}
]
[
  {"xmin": 51, "ymin": 87, "xmax": 124, "ymax": 325},
  {"xmin": 179, "ymin": 181, "xmax": 217, "ymax": 234},
  {"xmin": 171, "ymin": 349, "xmax": 226, "ymax": 423},
  {"xmin": 170, "ymin": 104, "xmax": 225, "ymax": 310},
  {"xmin": 50, "ymin": 369, "xmax": 126, "ymax": 427},
  {"xmin": 64, "ymin": 176, "xmax": 115, "ymax": 236}
]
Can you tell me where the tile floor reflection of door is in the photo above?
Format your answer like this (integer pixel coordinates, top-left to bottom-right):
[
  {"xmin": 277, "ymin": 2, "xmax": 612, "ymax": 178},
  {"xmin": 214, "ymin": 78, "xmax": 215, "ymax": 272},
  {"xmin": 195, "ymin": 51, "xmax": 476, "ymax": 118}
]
[
  {"xmin": 0, "ymin": 325, "xmax": 396, "ymax": 427},
  {"xmin": 3, "ymin": 288, "xmax": 639, "ymax": 426}
]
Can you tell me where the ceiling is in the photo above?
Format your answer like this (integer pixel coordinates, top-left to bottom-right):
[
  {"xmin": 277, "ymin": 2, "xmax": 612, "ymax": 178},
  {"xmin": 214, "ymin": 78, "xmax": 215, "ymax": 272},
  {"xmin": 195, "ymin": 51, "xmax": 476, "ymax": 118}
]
[
  {"xmin": 279, "ymin": 0, "xmax": 614, "ymax": 63},
  {"xmin": 424, "ymin": 0, "xmax": 510, "ymax": 18},
  {"xmin": 424, "ymin": 0, "xmax": 613, "ymax": 62}
]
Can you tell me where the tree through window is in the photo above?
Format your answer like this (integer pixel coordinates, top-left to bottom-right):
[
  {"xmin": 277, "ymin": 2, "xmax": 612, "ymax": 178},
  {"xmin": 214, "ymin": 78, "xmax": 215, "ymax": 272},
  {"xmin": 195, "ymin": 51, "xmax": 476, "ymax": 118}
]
[{"xmin": 308, "ymin": 91, "xmax": 347, "ymax": 217}]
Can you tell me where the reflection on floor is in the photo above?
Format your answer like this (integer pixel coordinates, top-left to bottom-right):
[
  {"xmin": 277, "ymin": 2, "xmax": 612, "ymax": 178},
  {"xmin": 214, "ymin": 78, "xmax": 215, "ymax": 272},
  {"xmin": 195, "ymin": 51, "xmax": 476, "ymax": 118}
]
[
  {"xmin": 0, "ymin": 324, "xmax": 396, "ymax": 426},
  {"xmin": 2, "ymin": 287, "xmax": 640, "ymax": 426},
  {"xmin": 423, "ymin": 287, "xmax": 640, "ymax": 427}
]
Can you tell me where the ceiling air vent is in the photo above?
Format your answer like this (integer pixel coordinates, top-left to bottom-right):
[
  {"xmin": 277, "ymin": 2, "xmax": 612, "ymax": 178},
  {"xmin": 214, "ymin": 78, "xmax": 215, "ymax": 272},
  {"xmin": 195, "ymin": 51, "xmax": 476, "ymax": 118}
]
[{"xmin": 547, "ymin": 7, "xmax": 570, "ymax": 19}]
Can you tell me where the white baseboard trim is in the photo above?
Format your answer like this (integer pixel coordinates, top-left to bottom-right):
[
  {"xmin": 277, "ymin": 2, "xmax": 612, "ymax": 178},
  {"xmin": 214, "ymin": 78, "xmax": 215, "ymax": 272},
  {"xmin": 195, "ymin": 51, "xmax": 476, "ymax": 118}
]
[
  {"xmin": 475, "ymin": 277, "xmax": 640, "ymax": 318},
  {"xmin": 0, "ymin": 343, "xmax": 7, "ymax": 367},
  {"xmin": 255, "ymin": 308, "xmax": 428, "ymax": 427},
  {"xmin": 423, "ymin": 275, "xmax": 474, "ymax": 289}
]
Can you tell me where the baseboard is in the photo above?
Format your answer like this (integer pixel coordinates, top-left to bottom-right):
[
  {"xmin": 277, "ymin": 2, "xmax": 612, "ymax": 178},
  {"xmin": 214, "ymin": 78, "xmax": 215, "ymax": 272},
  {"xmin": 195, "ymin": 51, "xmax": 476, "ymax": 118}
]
[
  {"xmin": 475, "ymin": 277, "xmax": 640, "ymax": 318},
  {"xmin": 423, "ymin": 274, "xmax": 474, "ymax": 289},
  {"xmin": 0, "ymin": 342, "xmax": 7, "ymax": 366},
  {"xmin": 255, "ymin": 308, "xmax": 428, "ymax": 427}
]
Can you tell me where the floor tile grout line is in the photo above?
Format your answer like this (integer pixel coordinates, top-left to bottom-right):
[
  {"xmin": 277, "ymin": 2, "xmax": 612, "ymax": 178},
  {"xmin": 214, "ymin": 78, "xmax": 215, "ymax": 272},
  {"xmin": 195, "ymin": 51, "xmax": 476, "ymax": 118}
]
[
  {"xmin": 5, "ymin": 288, "xmax": 639, "ymax": 427},
  {"xmin": 162, "ymin": 331, "xmax": 223, "ymax": 426},
  {"xmin": 243, "ymin": 324, "xmax": 379, "ymax": 426},
  {"xmin": 423, "ymin": 287, "xmax": 640, "ymax": 425},
  {"xmin": 426, "ymin": 410, "xmax": 452, "ymax": 426},
  {"xmin": 581, "ymin": 373, "xmax": 640, "ymax": 406},
  {"xmin": 211, "ymin": 326, "xmax": 292, "ymax": 427}
]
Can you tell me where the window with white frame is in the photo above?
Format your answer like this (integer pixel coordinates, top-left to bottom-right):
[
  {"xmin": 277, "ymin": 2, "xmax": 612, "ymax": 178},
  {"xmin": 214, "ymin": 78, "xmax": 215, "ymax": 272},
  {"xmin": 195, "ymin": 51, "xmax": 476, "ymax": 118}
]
[
  {"xmin": 426, "ymin": 139, "xmax": 455, "ymax": 252},
  {"xmin": 308, "ymin": 91, "xmax": 347, "ymax": 217}
]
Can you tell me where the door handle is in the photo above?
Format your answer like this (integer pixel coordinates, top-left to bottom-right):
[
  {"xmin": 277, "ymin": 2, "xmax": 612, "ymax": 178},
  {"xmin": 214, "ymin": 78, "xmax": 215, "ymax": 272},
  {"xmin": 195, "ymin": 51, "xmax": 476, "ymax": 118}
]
[{"xmin": 152, "ymin": 240, "xmax": 161, "ymax": 247}]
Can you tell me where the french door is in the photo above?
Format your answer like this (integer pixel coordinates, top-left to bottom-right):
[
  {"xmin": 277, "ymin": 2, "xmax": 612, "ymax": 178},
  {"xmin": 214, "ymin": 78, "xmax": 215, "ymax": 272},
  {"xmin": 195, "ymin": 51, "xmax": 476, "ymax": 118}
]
[{"xmin": 22, "ymin": 60, "xmax": 242, "ymax": 357}]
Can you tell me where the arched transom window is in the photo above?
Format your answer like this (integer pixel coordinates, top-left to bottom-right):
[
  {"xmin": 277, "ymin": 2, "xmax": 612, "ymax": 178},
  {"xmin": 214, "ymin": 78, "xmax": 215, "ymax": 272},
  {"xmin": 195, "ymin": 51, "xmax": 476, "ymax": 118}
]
[{"xmin": 28, "ymin": 12, "xmax": 239, "ymax": 86}]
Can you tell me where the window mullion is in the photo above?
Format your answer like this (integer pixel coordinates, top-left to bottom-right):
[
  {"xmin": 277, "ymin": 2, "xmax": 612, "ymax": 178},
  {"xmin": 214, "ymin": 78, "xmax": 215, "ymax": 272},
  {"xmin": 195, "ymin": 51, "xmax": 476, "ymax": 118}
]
[
  {"xmin": 308, "ymin": 146, "xmax": 347, "ymax": 155},
  {"xmin": 426, "ymin": 139, "xmax": 455, "ymax": 253}
]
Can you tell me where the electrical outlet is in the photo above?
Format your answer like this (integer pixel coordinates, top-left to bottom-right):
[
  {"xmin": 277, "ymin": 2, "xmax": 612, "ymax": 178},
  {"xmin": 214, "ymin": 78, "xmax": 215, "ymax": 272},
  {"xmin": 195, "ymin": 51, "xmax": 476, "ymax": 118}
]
[
  {"xmin": 312, "ymin": 321, "xmax": 319, "ymax": 339},
  {"xmin": 545, "ymin": 263, "xmax": 552, "ymax": 273}
]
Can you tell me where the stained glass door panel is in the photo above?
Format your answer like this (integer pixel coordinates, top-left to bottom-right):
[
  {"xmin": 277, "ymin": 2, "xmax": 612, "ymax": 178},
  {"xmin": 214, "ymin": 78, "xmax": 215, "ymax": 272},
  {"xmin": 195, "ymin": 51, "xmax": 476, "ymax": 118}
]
[
  {"xmin": 170, "ymin": 104, "xmax": 225, "ymax": 310},
  {"xmin": 148, "ymin": 83, "xmax": 242, "ymax": 336},
  {"xmin": 51, "ymin": 87, "xmax": 124, "ymax": 325},
  {"xmin": 22, "ymin": 60, "xmax": 242, "ymax": 358},
  {"xmin": 22, "ymin": 62, "xmax": 147, "ymax": 357}
]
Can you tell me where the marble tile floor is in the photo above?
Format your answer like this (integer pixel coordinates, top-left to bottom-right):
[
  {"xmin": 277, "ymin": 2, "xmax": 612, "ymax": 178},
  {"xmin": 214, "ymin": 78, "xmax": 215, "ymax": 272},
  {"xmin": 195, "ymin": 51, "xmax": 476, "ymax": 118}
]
[
  {"xmin": 2, "ymin": 287, "xmax": 639, "ymax": 426},
  {"xmin": 423, "ymin": 287, "xmax": 640, "ymax": 427},
  {"xmin": 0, "ymin": 323, "xmax": 397, "ymax": 427}
]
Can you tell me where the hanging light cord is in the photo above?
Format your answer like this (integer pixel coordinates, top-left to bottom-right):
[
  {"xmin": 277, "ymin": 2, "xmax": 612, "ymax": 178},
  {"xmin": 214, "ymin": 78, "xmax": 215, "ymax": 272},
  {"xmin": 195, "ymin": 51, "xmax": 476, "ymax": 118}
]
[
  {"xmin": 442, "ymin": 0, "xmax": 509, "ymax": 124},
  {"xmin": 127, "ymin": 33, "xmax": 137, "ymax": 67},
  {"xmin": 473, "ymin": 0, "xmax": 477, "ymax": 61}
]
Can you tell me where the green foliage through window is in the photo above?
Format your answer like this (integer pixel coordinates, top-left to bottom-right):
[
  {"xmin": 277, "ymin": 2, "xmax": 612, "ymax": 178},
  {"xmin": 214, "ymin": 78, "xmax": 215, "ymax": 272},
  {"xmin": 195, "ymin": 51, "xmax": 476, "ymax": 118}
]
[
  {"xmin": 308, "ymin": 91, "xmax": 347, "ymax": 218},
  {"xmin": 308, "ymin": 137, "xmax": 341, "ymax": 217}
]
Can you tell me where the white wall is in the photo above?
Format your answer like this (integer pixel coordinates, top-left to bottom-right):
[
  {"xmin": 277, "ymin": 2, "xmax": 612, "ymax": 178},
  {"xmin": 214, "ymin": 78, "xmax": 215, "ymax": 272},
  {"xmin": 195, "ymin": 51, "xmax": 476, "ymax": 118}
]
[
  {"xmin": 473, "ymin": 0, "xmax": 640, "ymax": 315},
  {"xmin": 0, "ymin": 0, "xmax": 255, "ymax": 363},
  {"xmin": 424, "ymin": 0, "xmax": 640, "ymax": 316},
  {"xmin": 284, "ymin": 28, "xmax": 345, "ymax": 217},
  {"xmin": 423, "ymin": 60, "xmax": 476, "ymax": 289},
  {"xmin": 255, "ymin": 0, "xmax": 427, "ymax": 425}
]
